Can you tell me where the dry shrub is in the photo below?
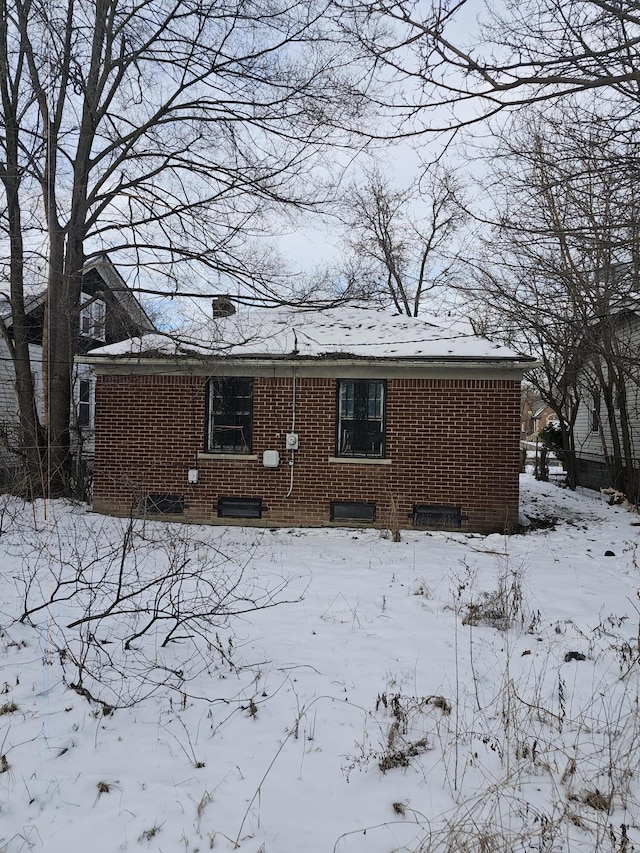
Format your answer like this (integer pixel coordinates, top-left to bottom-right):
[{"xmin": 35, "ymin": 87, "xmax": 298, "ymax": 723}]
[{"xmin": 461, "ymin": 567, "xmax": 531, "ymax": 631}]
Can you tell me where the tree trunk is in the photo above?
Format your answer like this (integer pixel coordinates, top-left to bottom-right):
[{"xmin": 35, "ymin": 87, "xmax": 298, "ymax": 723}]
[
  {"xmin": 43, "ymin": 229, "xmax": 74, "ymax": 495},
  {"xmin": 0, "ymin": 8, "xmax": 47, "ymax": 495}
]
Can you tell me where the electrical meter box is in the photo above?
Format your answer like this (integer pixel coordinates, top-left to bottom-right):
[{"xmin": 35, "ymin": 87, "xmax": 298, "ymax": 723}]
[{"xmin": 285, "ymin": 432, "xmax": 299, "ymax": 450}]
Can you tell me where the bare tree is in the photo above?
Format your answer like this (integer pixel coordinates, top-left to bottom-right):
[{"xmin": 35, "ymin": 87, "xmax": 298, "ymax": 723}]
[
  {"xmin": 336, "ymin": 0, "xmax": 640, "ymax": 132},
  {"xmin": 463, "ymin": 101, "xmax": 640, "ymax": 494},
  {"xmin": 338, "ymin": 166, "xmax": 465, "ymax": 314},
  {"xmin": 335, "ymin": 0, "xmax": 640, "ymax": 496},
  {"xmin": 0, "ymin": 0, "xmax": 371, "ymax": 497},
  {"xmin": 467, "ymin": 260, "xmax": 585, "ymax": 488}
]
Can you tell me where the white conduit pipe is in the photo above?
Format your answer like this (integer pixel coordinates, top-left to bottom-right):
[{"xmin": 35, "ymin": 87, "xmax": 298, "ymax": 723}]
[{"xmin": 285, "ymin": 367, "xmax": 297, "ymax": 498}]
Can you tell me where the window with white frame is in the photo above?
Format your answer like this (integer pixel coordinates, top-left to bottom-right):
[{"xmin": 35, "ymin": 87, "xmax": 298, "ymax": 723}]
[
  {"xmin": 79, "ymin": 292, "xmax": 106, "ymax": 341},
  {"xmin": 337, "ymin": 379, "xmax": 385, "ymax": 457},
  {"xmin": 77, "ymin": 377, "xmax": 92, "ymax": 428}
]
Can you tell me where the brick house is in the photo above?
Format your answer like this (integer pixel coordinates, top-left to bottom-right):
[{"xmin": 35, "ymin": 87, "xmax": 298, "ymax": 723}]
[
  {"xmin": 80, "ymin": 304, "xmax": 534, "ymax": 532},
  {"xmin": 520, "ymin": 386, "xmax": 558, "ymax": 440}
]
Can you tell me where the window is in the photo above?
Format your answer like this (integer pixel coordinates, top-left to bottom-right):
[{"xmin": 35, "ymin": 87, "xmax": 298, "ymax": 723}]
[
  {"xmin": 590, "ymin": 395, "xmax": 599, "ymax": 433},
  {"xmin": 74, "ymin": 367, "xmax": 94, "ymax": 429},
  {"xmin": 80, "ymin": 292, "xmax": 106, "ymax": 341},
  {"xmin": 144, "ymin": 494, "xmax": 186, "ymax": 514},
  {"xmin": 337, "ymin": 379, "xmax": 385, "ymax": 457},
  {"xmin": 412, "ymin": 504, "xmax": 466, "ymax": 528},
  {"xmin": 217, "ymin": 496, "xmax": 265, "ymax": 519},
  {"xmin": 206, "ymin": 377, "xmax": 253, "ymax": 453},
  {"xmin": 77, "ymin": 378, "xmax": 92, "ymax": 428},
  {"xmin": 330, "ymin": 501, "xmax": 376, "ymax": 523}
]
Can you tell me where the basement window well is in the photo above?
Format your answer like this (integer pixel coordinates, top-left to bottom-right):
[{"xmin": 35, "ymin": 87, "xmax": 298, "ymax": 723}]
[
  {"xmin": 144, "ymin": 494, "xmax": 186, "ymax": 515},
  {"xmin": 217, "ymin": 496, "xmax": 265, "ymax": 519},
  {"xmin": 330, "ymin": 501, "xmax": 376, "ymax": 523},
  {"xmin": 412, "ymin": 504, "xmax": 466, "ymax": 528}
]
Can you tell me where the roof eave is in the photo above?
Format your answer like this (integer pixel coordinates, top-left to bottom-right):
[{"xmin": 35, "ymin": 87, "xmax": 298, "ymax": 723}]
[{"xmin": 78, "ymin": 352, "xmax": 537, "ymax": 375}]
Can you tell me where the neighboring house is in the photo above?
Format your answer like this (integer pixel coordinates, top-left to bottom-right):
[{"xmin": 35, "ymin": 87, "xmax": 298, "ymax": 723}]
[
  {"xmin": 80, "ymin": 303, "xmax": 534, "ymax": 532},
  {"xmin": 0, "ymin": 255, "xmax": 155, "ymax": 476},
  {"xmin": 572, "ymin": 303, "xmax": 640, "ymax": 495},
  {"xmin": 520, "ymin": 387, "xmax": 556, "ymax": 440}
]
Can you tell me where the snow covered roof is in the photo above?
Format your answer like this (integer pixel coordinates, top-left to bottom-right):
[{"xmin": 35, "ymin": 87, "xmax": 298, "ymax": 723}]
[{"xmin": 83, "ymin": 304, "xmax": 533, "ymax": 364}]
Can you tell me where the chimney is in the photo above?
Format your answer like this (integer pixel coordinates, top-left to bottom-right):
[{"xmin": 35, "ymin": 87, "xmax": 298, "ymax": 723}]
[{"xmin": 212, "ymin": 296, "xmax": 236, "ymax": 318}]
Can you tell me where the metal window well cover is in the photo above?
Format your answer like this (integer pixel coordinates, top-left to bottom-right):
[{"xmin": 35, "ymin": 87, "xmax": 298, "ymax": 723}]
[
  {"xmin": 330, "ymin": 501, "xmax": 376, "ymax": 522},
  {"xmin": 217, "ymin": 497, "xmax": 264, "ymax": 518},
  {"xmin": 144, "ymin": 494, "xmax": 186, "ymax": 514},
  {"xmin": 412, "ymin": 505, "xmax": 468, "ymax": 527}
]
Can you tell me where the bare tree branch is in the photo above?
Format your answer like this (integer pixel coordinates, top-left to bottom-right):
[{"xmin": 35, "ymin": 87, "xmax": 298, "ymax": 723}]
[{"xmin": 0, "ymin": 0, "xmax": 373, "ymax": 496}]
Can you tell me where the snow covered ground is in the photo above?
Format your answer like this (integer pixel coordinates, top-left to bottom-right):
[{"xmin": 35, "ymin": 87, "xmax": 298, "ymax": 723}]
[{"xmin": 1, "ymin": 475, "xmax": 640, "ymax": 853}]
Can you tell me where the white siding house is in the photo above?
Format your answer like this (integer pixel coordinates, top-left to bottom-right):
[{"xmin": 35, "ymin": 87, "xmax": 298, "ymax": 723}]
[
  {"xmin": 573, "ymin": 307, "xmax": 640, "ymax": 495},
  {"xmin": 0, "ymin": 256, "xmax": 155, "ymax": 485}
]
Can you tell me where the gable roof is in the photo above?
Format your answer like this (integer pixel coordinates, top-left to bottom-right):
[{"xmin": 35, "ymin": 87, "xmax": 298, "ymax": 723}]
[
  {"xmin": 81, "ymin": 256, "xmax": 156, "ymax": 336},
  {"xmin": 1, "ymin": 255, "xmax": 155, "ymax": 337},
  {"xmin": 0, "ymin": 290, "xmax": 45, "ymax": 326},
  {"xmin": 82, "ymin": 303, "xmax": 534, "ymax": 367}
]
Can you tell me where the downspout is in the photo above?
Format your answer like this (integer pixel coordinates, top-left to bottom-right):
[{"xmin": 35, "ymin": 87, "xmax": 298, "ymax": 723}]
[{"xmin": 285, "ymin": 366, "xmax": 297, "ymax": 498}]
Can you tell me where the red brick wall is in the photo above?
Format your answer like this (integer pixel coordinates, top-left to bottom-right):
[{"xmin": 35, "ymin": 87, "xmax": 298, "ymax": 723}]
[{"xmin": 92, "ymin": 373, "xmax": 521, "ymax": 533}]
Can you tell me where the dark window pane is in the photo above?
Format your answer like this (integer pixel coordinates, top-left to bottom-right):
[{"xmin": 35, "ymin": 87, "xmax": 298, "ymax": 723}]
[
  {"xmin": 330, "ymin": 501, "xmax": 376, "ymax": 522},
  {"xmin": 591, "ymin": 396, "xmax": 599, "ymax": 432},
  {"xmin": 145, "ymin": 494, "xmax": 186, "ymax": 514},
  {"xmin": 217, "ymin": 497, "xmax": 263, "ymax": 518},
  {"xmin": 207, "ymin": 377, "xmax": 253, "ymax": 453},
  {"xmin": 337, "ymin": 380, "xmax": 385, "ymax": 457}
]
